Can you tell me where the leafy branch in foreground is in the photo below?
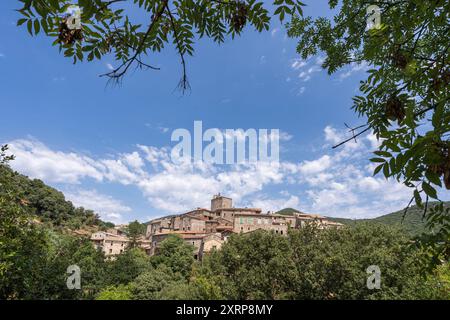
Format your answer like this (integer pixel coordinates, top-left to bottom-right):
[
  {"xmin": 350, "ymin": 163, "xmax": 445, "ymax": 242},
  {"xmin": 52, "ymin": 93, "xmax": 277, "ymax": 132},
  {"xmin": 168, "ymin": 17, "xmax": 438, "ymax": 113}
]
[
  {"xmin": 287, "ymin": 0, "xmax": 449, "ymax": 264},
  {"xmin": 16, "ymin": 0, "xmax": 304, "ymax": 90}
]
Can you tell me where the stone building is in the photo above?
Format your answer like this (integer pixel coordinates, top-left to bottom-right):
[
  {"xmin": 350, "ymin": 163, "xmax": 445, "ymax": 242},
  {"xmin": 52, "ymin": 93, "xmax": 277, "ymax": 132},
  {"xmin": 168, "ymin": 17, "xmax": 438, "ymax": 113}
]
[
  {"xmin": 91, "ymin": 230, "xmax": 151, "ymax": 257},
  {"xmin": 145, "ymin": 194, "xmax": 343, "ymax": 260},
  {"xmin": 91, "ymin": 231, "xmax": 128, "ymax": 256}
]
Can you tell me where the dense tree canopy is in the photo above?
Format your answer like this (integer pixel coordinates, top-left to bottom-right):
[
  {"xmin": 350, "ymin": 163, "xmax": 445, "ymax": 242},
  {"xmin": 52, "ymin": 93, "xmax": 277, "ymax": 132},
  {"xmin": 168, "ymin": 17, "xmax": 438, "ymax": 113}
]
[
  {"xmin": 197, "ymin": 225, "xmax": 449, "ymax": 300},
  {"xmin": 149, "ymin": 234, "xmax": 195, "ymax": 279}
]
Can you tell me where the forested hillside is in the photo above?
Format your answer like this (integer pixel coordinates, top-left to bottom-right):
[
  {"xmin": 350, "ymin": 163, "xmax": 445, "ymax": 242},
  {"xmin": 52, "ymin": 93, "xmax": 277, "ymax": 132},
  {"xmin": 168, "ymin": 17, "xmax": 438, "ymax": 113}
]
[
  {"xmin": 0, "ymin": 164, "xmax": 113, "ymax": 231},
  {"xmin": 277, "ymin": 202, "xmax": 450, "ymax": 237}
]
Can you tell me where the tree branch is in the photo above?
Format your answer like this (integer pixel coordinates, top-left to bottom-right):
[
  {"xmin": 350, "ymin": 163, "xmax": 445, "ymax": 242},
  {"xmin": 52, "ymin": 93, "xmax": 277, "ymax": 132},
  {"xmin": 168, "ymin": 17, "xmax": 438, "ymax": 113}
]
[
  {"xmin": 99, "ymin": 0, "xmax": 168, "ymax": 81},
  {"xmin": 165, "ymin": 2, "xmax": 190, "ymax": 94}
]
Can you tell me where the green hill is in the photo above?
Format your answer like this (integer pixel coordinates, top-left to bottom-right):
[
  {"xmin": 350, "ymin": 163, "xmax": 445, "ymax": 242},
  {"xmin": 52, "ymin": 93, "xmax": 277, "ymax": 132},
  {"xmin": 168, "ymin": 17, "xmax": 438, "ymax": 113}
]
[
  {"xmin": 277, "ymin": 202, "xmax": 450, "ymax": 236},
  {"xmin": 276, "ymin": 207, "xmax": 300, "ymax": 216},
  {"xmin": 0, "ymin": 164, "xmax": 114, "ymax": 232}
]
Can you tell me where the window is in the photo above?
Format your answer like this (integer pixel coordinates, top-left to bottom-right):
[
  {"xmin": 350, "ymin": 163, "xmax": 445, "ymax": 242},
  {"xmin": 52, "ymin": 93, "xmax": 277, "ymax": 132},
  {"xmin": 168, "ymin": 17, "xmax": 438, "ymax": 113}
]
[
  {"xmin": 258, "ymin": 219, "xmax": 262, "ymax": 224},
  {"xmin": 280, "ymin": 230, "xmax": 284, "ymax": 235},
  {"xmin": 240, "ymin": 217, "xmax": 243, "ymax": 224},
  {"xmin": 109, "ymin": 249, "xmax": 112, "ymax": 253}
]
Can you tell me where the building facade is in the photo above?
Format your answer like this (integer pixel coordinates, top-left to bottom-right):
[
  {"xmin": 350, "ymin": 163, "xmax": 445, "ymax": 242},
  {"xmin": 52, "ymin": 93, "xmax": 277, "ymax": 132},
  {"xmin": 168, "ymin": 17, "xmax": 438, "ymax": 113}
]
[{"xmin": 91, "ymin": 230, "xmax": 151, "ymax": 257}]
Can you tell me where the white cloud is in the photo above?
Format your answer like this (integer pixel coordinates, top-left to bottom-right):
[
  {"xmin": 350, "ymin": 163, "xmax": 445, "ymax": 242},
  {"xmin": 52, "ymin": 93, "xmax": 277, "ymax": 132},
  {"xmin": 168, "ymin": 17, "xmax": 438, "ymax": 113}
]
[
  {"xmin": 251, "ymin": 194, "xmax": 300, "ymax": 213},
  {"xmin": 299, "ymin": 155, "xmax": 331, "ymax": 175},
  {"xmin": 65, "ymin": 189, "xmax": 131, "ymax": 224},
  {"xmin": 297, "ymin": 126, "xmax": 417, "ymax": 218},
  {"xmin": 122, "ymin": 151, "xmax": 144, "ymax": 170},
  {"xmin": 271, "ymin": 28, "xmax": 279, "ymax": 37},
  {"xmin": 8, "ymin": 139, "xmax": 103, "ymax": 184},
  {"xmin": 106, "ymin": 63, "xmax": 114, "ymax": 70},
  {"xmin": 291, "ymin": 59, "xmax": 307, "ymax": 70},
  {"xmin": 259, "ymin": 55, "xmax": 267, "ymax": 64},
  {"xmin": 145, "ymin": 123, "xmax": 170, "ymax": 133},
  {"xmin": 338, "ymin": 61, "xmax": 370, "ymax": 80}
]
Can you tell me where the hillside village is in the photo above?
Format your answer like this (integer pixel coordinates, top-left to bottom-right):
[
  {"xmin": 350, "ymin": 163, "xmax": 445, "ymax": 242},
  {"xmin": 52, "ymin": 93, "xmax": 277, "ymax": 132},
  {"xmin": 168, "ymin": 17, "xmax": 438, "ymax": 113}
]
[{"xmin": 91, "ymin": 194, "xmax": 343, "ymax": 258}]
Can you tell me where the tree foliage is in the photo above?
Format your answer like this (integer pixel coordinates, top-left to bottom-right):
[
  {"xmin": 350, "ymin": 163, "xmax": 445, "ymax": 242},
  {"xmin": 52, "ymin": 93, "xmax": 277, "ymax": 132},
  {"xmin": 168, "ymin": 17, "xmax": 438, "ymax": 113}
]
[
  {"xmin": 124, "ymin": 220, "xmax": 146, "ymax": 248},
  {"xmin": 0, "ymin": 163, "xmax": 111, "ymax": 229},
  {"xmin": 197, "ymin": 226, "xmax": 448, "ymax": 300},
  {"xmin": 96, "ymin": 285, "xmax": 132, "ymax": 300},
  {"xmin": 286, "ymin": 0, "xmax": 449, "ymax": 262},
  {"xmin": 129, "ymin": 264, "xmax": 185, "ymax": 299},
  {"xmin": 149, "ymin": 234, "xmax": 195, "ymax": 279},
  {"xmin": 106, "ymin": 247, "xmax": 152, "ymax": 285}
]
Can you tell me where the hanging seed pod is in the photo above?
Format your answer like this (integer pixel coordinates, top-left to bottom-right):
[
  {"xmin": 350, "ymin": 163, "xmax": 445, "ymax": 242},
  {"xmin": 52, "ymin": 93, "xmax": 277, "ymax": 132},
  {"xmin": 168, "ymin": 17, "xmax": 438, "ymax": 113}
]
[
  {"xmin": 391, "ymin": 49, "xmax": 409, "ymax": 69},
  {"xmin": 58, "ymin": 17, "xmax": 83, "ymax": 45},
  {"xmin": 385, "ymin": 95, "xmax": 405, "ymax": 123}
]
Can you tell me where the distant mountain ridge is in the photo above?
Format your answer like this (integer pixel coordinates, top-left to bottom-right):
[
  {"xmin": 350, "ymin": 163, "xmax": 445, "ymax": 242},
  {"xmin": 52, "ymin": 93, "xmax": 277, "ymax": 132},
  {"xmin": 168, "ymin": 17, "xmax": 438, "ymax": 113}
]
[{"xmin": 276, "ymin": 202, "xmax": 450, "ymax": 236}]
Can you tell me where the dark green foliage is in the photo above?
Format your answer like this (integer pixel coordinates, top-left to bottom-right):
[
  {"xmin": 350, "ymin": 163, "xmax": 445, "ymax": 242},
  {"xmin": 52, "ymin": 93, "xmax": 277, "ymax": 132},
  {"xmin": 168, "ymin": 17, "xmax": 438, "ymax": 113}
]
[
  {"xmin": 275, "ymin": 207, "xmax": 300, "ymax": 216},
  {"xmin": 96, "ymin": 285, "xmax": 132, "ymax": 300},
  {"xmin": 197, "ymin": 225, "xmax": 447, "ymax": 300},
  {"xmin": 149, "ymin": 234, "xmax": 195, "ymax": 279},
  {"xmin": 106, "ymin": 248, "xmax": 152, "ymax": 286},
  {"xmin": 0, "ymin": 228, "xmax": 108, "ymax": 299},
  {"xmin": 129, "ymin": 264, "xmax": 185, "ymax": 300},
  {"xmin": 0, "ymin": 164, "xmax": 111, "ymax": 229},
  {"xmin": 124, "ymin": 220, "xmax": 146, "ymax": 248},
  {"xmin": 287, "ymin": 0, "xmax": 450, "ymax": 262}
]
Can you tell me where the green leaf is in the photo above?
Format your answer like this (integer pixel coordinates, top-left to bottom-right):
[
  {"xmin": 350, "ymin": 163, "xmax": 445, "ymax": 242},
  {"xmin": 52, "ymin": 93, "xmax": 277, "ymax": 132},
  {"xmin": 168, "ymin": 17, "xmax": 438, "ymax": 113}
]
[
  {"xmin": 382, "ymin": 163, "xmax": 389, "ymax": 178},
  {"xmin": 422, "ymin": 182, "xmax": 438, "ymax": 199},
  {"xmin": 27, "ymin": 19, "xmax": 33, "ymax": 35},
  {"xmin": 17, "ymin": 18, "xmax": 27, "ymax": 26},
  {"xmin": 34, "ymin": 19, "xmax": 40, "ymax": 35},
  {"xmin": 414, "ymin": 189, "xmax": 422, "ymax": 207},
  {"xmin": 373, "ymin": 163, "xmax": 383, "ymax": 176}
]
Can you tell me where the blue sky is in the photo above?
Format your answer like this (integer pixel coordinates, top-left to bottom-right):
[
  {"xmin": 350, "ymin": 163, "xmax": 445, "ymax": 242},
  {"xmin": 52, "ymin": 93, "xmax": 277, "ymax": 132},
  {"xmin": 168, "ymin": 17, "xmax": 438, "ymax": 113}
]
[{"xmin": 1, "ymin": 1, "xmax": 447, "ymax": 223}]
